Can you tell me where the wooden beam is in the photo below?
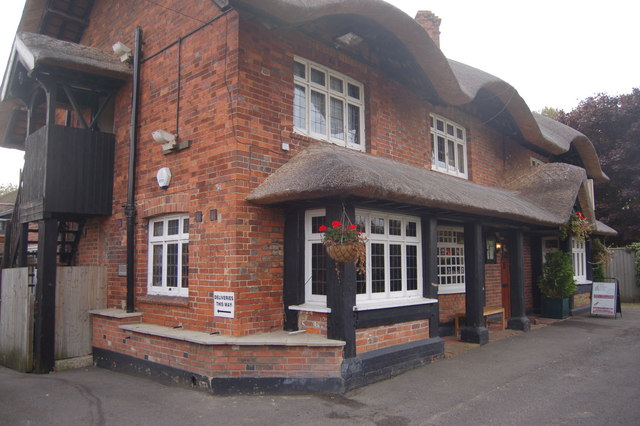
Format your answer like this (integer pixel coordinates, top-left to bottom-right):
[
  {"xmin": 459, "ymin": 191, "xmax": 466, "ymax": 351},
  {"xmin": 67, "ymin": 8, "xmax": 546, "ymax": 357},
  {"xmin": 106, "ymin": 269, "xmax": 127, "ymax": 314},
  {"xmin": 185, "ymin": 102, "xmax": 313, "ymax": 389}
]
[{"xmin": 44, "ymin": 7, "xmax": 89, "ymax": 28}]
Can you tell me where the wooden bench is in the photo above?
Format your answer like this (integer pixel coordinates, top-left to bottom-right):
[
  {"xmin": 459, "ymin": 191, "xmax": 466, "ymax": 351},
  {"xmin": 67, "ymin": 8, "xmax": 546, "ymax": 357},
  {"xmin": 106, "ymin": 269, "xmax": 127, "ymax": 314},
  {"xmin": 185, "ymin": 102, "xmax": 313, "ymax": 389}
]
[{"xmin": 454, "ymin": 306, "xmax": 505, "ymax": 336}]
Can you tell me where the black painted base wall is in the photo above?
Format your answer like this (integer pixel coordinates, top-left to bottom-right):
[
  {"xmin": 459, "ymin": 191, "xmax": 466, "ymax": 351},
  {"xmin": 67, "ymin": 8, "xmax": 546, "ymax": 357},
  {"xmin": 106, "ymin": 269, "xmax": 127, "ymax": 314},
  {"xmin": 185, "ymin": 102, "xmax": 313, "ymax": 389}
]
[{"xmin": 94, "ymin": 338, "xmax": 444, "ymax": 395}]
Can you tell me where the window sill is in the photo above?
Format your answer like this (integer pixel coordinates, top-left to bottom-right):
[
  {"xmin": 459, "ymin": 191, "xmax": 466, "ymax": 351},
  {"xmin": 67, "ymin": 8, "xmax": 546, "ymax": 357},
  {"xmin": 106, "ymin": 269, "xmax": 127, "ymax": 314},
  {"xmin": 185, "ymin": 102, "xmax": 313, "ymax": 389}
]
[
  {"xmin": 438, "ymin": 285, "xmax": 466, "ymax": 295},
  {"xmin": 576, "ymin": 280, "xmax": 592, "ymax": 285},
  {"xmin": 353, "ymin": 297, "xmax": 437, "ymax": 312},
  {"xmin": 138, "ymin": 295, "xmax": 190, "ymax": 308},
  {"xmin": 288, "ymin": 303, "xmax": 331, "ymax": 313}
]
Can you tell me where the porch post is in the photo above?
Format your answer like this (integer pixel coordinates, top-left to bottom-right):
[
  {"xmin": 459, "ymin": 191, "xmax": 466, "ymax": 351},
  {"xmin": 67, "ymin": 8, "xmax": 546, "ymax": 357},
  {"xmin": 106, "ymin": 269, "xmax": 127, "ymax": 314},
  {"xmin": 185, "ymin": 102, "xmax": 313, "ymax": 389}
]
[
  {"xmin": 325, "ymin": 202, "xmax": 357, "ymax": 358},
  {"xmin": 283, "ymin": 208, "xmax": 304, "ymax": 331},
  {"xmin": 33, "ymin": 218, "xmax": 58, "ymax": 373},
  {"xmin": 507, "ymin": 229, "xmax": 531, "ymax": 331},
  {"xmin": 461, "ymin": 222, "xmax": 488, "ymax": 344},
  {"xmin": 422, "ymin": 216, "xmax": 439, "ymax": 338}
]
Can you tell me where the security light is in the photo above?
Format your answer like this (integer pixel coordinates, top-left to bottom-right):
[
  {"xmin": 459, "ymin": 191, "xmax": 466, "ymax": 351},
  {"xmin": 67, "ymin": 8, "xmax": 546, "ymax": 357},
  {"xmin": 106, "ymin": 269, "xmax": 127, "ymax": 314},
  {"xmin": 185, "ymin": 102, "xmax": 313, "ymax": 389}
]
[
  {"xmin": 152, "ymin": 130, "xmax": 178, "ymax": 152},
  {"xmin": 112, "ymin": 42, "xmax": 132, "ymax": 62}
]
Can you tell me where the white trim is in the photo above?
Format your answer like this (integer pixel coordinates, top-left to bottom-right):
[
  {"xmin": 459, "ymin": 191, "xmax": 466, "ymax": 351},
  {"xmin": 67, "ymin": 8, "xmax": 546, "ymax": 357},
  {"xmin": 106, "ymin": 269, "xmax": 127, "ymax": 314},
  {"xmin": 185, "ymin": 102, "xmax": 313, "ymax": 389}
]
[
  {"xmin": 354, "ymin": 297, "xmax": 437, "ymax": 311},
  {"xmin": 293, "ymin": 56, "xmax": 365, "ymax": 151},
  {"xmin": 288, "ymin": 303, "xmax": 331, "ymax": 313},
  {"xmin": 147, "ymin": 214, "xmax": 189, "ymax": 297},
  {"xmin": 304, "ymin": 208, "xmax": 328, "ymax": 304},
  {"xmin": 436, "ymin": 226, "xmax": 466, "ymax": 295},
  {"xmin": 437, "ymin": 284, "xmax": 466, "ymax": 295}
]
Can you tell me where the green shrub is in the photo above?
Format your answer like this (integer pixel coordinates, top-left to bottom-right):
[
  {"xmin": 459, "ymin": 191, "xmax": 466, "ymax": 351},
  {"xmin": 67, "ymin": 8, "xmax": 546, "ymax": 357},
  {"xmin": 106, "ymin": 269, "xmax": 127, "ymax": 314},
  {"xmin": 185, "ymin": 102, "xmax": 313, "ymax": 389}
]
[
  {"xmin": 539, "ymin": 251, "xmax": 577, "ymax": 299},
  {"xmin": 591, "ymin": 238, "xmax": 609, "ymax": 281},
  {"xmin": 627, "ymin": 242, "xmax": 640, "ymax": 287}
]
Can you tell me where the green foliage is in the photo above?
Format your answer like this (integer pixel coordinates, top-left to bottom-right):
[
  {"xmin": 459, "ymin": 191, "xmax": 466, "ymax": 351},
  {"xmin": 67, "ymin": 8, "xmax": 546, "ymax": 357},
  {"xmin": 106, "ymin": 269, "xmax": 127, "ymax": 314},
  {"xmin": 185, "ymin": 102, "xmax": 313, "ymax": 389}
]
[
  {"xmin": 0, "ymin": 183, "xmax": 17, "ymax": 196},
  {"xmin": 591, "ymin": 238, "xmax": 610, "ymax": 281},
  {"xmin": 627, "ymin": 242, "xmax": 640, "ymax": 287},
  {"xmin": 539, "ymin": 106, "xmax": 561, "ymax": 120},
  {"xmin": 539, "ymin": 251, "xmax": 577, "ymax": 299},
  {"xmin": 557, "ymin": 88, "xmax": 640, "ymax": 245}
]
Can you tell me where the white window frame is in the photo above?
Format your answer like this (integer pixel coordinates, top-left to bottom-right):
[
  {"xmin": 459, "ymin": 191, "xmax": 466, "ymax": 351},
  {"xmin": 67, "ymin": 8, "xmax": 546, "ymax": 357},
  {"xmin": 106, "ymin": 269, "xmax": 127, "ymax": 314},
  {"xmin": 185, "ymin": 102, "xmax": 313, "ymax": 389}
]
[
  {"xmin": 303, "ymin": 208, "xmax": 424, "ymax": 309},
  {"xmin": 571, "ymin": 237, "xmax": 588, "ymax": 284},
  {"xmin": 355, "ymin": 209, "xmax": 423, "ymax": 306},
  {"xmin": 293, "ymin": 57, "xmax": 365, "ymax": 151},
  {"xmin": 430, "ymin": 114, "xmax": 468, "ymax": 179},
  {"xmin": 147, "ymin": 214, "xmax": 189, "ymax": 297},
  {"xmin": 437, "ymin": 226, "xmax": 466, "ymax": 294}
]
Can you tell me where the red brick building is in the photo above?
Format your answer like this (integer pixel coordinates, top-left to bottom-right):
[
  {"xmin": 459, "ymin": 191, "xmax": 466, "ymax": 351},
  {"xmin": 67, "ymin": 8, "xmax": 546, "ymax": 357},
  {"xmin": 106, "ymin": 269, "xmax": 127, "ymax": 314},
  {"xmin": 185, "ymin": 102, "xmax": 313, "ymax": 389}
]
[{"xmin": 0, "ymin": 0, "xmax": 615, "ymax": 393}]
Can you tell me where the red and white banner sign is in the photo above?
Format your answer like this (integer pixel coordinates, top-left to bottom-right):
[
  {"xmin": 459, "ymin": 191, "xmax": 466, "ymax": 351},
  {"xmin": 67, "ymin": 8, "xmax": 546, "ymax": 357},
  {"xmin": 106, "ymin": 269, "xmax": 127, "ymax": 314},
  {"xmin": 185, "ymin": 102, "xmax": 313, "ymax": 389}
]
[{"xmin": 591, "ymin": 282, "xmax": 617, "ymax": 317}]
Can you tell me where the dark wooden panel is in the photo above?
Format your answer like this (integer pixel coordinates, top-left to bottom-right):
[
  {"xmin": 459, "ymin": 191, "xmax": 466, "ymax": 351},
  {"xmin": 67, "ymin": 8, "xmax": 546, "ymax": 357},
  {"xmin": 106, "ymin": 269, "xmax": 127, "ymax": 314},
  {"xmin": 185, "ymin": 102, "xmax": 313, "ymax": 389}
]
[
  {"xmin": 355, "ymin": 303, "xmax": 436, "ymax": 329},
  {"xmin": 21, "ymin": 125, "xmax": 114, "ymax": 220}
]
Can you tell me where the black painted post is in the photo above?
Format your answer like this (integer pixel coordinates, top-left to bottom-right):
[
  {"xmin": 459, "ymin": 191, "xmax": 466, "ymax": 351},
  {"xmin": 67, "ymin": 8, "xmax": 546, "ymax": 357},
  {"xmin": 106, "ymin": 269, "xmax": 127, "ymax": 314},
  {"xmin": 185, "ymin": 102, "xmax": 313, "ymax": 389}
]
[
  {"xmin": 18, "ymin": 223, "xmax": 29, "ymax": 267},
  {"xmin": 507, "ymin": 229, "xmax": 531, "ymax": 331},
  {"xmin": 422, "ymin": 216, "xmax": 439, "ymax": 338},
  {"xmin": 585, "ymin": 239, "xmax": 593, "ymax": 281},
  {"xmin": 461, "ymin": 222, "xmax": 488, "ymax": 344},
  {"xmin": 283, "ymin": 209, "xmax": 304, "ymax": 331},
  {"xmin": 325, "ymin": 202, "xmax": 357, "ymax": 359},
  {"xmin": 33, "ymin": 218, "xmax": 58, "ymax": 373},
  {"xmin": 530, "ymin": 236, "xmax": 542, "ymax": 314}
]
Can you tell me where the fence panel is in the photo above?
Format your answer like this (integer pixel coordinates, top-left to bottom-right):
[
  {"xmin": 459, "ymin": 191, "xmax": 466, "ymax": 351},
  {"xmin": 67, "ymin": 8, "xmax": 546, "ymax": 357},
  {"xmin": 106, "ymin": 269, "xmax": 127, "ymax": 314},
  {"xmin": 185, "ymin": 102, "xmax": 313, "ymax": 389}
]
[
  {"xmin": 0, "ymin": 268, "xmax": 34, "ymax": 372},
  {"xmin": 605, "ymin": 248, "xmax": 639, "ymax": 302}
]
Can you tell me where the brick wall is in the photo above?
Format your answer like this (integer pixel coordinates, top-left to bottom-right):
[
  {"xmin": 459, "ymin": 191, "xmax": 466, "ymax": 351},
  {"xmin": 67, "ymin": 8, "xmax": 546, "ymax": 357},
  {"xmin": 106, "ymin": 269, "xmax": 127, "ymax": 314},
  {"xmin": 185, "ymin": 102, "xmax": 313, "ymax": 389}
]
[
  {"xmin": 93, "ymin": 314, "xmax": 342, "ymax": 379},
  {"xmin": 298, "ymin": 311, "xmax": 328, "ymax": 336},
  {"xmin": 572, "ymin": 292, "xmax": 591, "ymax": 309},
  {"xmin": 439, "ymin": 293, "xmax": 465, "ymax": 323},
  {"xmin": 355, "ymin": 320, "xmax": 429, "ymax": 354}
]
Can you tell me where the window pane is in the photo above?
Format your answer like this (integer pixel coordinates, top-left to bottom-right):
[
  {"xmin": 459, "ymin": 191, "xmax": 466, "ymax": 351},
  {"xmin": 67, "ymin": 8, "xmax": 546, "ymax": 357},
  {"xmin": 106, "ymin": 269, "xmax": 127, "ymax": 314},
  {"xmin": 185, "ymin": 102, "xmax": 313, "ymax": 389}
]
[
  {"xmin": 355, "ymin": 214, "xmax": 366, "ymax": 232},
  {"xmin": 356, "ymin": 271, "xmax": 366, "ymax": 294},
  {"xmin": 406, "ymin": 245, "xmax": 418, "ymax": 290},
  {"xmin": 436, "ymin": 119, "xmax": 444, "ymax": 131},
  {"xmin": 293, "ymin": 61, "xmax": 306, "ymax": 78},
  {"xmin": 371, "ymin": 243, "xmax": 385, "ymax": 293},
  {"xmin": 457, "ymin": 128, "xmax": 464, "ymax": 139},
  {"xmin": 348, "ymin": 83, "xmax": 360, "ymax": 99},
  {"xmin": 166, "ymin": 243, "xmax": 178, "ymax": 287},
  {"xmin": 294, "ymin": 84, "xmax": 306, "ymax": 129},
  {"xmin": 330, "ymin": 97, "xmax": 344, "ymax": 140},
  {"xmin": 181, "ymin": 243, "xmax": 189, "ymax": 288},
  {"xmin": 437, "ymin": 136, "xmax": 446, "ymax": 164},
  {"xmin": 370, "ymin": 217, "xmax": 385, "ymax": 234},
  {"xmin": 389, "ymin": 219, "xmax": 401, "ymax": 236},
  {"xmin": 457, "ymin": 144, "xmax": 465, "ymax": 173},
  {"xmin": 153, "ymin": 222, "xmax": 163, "ymax": 237},
  {"xmin": 447, "ymin": 140, "xmax": 456, "ymax": 168},
  {"xmin": 406, "ymin": 222, "xmax": 417, "ymax": 237},
  {"xmin": 152, "ymin": 245, "xmax": 163, "ymax": 286},
  {"xmin": 390, "ymin": 244, "xmax": 402, "ymax": 292},
  {"xmin": 330, "ymin": 76, "xmax": 343, "ymax": 93},
  {"xmin": 168, "ymin": 219, "xmax": 179, "ymax": 235},
  {"xmin": 310, "ymin": 91, "xmax": 326, "ymax": 134},
  {"xmin": 310, "ymin": 68, "xmax": 325, "ymax": 86},
  {"xmin": 311, "ymin": 216, "xmax": 326, "ymax": 234},
  {"xmin": 348, "ymin": 104, "xmax": 360, "ymax": 145},
  {"xmin": 447, "ymin": 123, "xmax": 454, "ymax": 136},
  {"xmin": 311, "ymin": 243, "xmax": 327, "ymax": 295}
]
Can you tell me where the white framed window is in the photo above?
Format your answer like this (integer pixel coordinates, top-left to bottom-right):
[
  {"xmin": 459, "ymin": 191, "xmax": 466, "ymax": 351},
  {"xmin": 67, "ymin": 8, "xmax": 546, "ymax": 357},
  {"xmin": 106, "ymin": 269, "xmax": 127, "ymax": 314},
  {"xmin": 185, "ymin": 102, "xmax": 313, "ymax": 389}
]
[
  {"xmin": 430, "ymin": 114, "xmax": 468, "ymax": 179},
  {"xmin": 542, "ymin": 236, "xmax": 559, "ymax": 263},
  {"xmin": 571, "ymin": 238, "xmax": 588, "ymax": 284},
  {"xmin": 303, "ymin": 209, "xmax": 423, "ymax": 307},
  {"xmin": 437, "ymin": 226, "xmax": 466, "ymax": 294},
  {"xmin": 147, "ymin": 214, "xmax": 189, "ymax": 297},
  {"xmin": 293, "ymin": 57, "xmax": 365, "ymax": 151},
  {"xmin": 354, "ymin": 210, "xmax": 423, "ymax": 305}
]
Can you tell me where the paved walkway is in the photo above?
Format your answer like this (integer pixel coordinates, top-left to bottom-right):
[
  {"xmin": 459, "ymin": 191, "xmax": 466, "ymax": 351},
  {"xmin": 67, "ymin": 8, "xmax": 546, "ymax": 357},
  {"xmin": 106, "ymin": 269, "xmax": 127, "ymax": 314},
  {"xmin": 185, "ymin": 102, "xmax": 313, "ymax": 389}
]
[{"xmin": 1, "ymin": 307, "xmax": 638, "ymax": 425}]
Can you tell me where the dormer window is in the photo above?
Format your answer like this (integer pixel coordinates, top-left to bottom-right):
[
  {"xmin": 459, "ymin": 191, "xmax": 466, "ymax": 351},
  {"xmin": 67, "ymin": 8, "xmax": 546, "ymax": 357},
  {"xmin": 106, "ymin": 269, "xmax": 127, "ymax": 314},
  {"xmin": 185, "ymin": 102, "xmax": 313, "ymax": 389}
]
[
  {"xmin": 293, "ymin": 57, "xmax": 365, "ymax": 151},
  {"xmin": 430, "ymin": 114, "xmax": 468, "ymax": 179}
]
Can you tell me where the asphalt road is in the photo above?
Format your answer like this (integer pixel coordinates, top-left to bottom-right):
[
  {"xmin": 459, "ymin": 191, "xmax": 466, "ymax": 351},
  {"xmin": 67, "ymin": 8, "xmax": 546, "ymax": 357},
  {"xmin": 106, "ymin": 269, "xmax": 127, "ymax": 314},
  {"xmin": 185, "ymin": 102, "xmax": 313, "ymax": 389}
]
[{"xmin": 1, "ymin": 307, "xmax": 639, "ymax": 426}]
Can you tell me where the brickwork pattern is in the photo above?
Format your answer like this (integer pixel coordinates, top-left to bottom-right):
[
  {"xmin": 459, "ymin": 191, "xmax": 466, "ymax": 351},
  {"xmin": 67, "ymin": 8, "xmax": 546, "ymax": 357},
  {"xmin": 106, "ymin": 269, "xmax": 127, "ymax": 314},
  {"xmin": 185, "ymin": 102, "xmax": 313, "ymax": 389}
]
[
  {"xmin": 298, "ymin": 311, "xmax": 328, "ymax": 335},
  {"xmin": 355, "ymin": 320, "xmax": 429, "ymax": 354}
]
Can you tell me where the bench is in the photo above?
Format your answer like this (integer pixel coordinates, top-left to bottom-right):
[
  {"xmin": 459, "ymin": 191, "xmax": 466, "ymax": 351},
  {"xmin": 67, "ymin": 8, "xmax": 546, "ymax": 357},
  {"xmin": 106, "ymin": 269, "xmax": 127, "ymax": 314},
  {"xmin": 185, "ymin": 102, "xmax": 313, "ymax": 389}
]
[{"xmin": 454, "ymin": 306, "xmax": 505, "ymax": 336}]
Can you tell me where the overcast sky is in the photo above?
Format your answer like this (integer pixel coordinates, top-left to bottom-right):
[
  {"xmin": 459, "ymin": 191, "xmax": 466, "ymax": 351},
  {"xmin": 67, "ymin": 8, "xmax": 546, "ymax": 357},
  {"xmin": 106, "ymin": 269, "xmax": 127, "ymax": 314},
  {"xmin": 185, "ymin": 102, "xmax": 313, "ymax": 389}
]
[{"xmin": 0, "ymin": 0, "xmax": 638, "ymax": 185}]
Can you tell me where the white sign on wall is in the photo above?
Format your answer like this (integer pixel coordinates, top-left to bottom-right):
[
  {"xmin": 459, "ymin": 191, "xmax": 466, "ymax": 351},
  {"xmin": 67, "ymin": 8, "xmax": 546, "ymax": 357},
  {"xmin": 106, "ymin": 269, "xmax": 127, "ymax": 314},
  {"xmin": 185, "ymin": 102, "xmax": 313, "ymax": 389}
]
[
  {"xmin": 591, "ymin": 282, "xmax": 617, "ymax": 317},
  {"xmin": 214, "ymin": 291, "xmax": 235, "ymax": 318}
]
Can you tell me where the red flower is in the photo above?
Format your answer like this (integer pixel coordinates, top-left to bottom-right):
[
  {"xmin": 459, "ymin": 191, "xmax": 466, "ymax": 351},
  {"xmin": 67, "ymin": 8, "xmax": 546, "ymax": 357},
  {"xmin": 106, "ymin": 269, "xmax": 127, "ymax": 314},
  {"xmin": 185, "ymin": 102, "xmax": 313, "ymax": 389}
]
[
  {"xmin": 318, "ymin": 225, "xmax": 327, "ymax": 232},
  {"xmin": 331, "ymin": 221, "xmax": 342, "ymax": 228},
  {"xmin": 348, "ymin": 224, "xmax": 358, "ymax": 230}
]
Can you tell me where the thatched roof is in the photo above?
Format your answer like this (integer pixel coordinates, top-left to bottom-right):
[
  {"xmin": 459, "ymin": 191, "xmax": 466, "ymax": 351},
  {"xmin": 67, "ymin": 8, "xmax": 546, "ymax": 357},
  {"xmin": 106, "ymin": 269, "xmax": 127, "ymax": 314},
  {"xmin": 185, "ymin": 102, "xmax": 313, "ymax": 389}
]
[
  {"xmin": 247, "ymin": 143, "xmax": 587, "ymax": 228},
  {"xmin": 10, "ymin": 32, "xmax": 132, "ymax": 82},
  {"xmin": 593, "ymin": 220, "xmax": 617, "ymax": 237},
  {"xmin": 231, "ymin": 0, "xmax": 607, "ymax": 183}
]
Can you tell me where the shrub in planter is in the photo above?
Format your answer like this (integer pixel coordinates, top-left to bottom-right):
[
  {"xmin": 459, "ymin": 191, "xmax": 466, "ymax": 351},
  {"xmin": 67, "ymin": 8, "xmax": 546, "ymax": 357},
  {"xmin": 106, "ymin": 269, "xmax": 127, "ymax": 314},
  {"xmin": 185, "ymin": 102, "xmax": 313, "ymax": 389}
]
[{"xmin": 539, "ymin": 251, "xmax": 576, "ymax": 318}]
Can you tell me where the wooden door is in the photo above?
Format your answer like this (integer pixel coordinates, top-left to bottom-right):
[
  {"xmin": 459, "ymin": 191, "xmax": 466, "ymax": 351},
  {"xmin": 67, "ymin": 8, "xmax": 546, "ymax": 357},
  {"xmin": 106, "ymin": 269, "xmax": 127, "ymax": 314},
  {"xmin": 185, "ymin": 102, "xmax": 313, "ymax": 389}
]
[{"xmin": 501, "ymin": 257, "xmax": 511, "ymax": 318}]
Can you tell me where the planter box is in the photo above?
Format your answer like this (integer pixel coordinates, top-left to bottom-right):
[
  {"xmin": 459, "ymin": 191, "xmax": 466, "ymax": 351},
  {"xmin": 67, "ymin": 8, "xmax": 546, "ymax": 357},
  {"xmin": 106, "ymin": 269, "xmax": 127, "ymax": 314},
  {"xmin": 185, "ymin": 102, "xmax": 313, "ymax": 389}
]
[{"xmin": 541, "ymin": 297, "xmax": 570, "ymax": 319}]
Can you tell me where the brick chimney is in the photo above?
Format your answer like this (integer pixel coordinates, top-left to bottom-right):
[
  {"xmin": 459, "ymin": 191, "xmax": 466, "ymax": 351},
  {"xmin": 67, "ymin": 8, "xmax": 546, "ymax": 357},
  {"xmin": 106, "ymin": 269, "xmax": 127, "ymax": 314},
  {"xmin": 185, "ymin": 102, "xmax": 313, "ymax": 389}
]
[{"xmin": 415, "ymin": 11, "xmax": 441, "ymax": 48}]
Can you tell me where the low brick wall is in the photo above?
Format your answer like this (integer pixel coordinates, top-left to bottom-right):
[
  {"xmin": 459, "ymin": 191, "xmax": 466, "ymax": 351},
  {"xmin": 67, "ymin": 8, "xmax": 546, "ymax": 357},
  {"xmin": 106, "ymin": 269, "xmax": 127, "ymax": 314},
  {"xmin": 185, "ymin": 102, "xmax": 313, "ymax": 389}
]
[{"xmin": 356, "ymin": 319, "xmax": 429, "ymax": 354}]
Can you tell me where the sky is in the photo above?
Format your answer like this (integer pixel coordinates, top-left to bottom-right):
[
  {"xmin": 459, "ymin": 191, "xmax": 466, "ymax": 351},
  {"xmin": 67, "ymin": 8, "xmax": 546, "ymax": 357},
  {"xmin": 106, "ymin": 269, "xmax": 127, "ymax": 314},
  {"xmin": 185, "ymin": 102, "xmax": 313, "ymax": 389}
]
[{"xmin": 0, "ymin": 0, "xmax": 638, "ymax": 185}]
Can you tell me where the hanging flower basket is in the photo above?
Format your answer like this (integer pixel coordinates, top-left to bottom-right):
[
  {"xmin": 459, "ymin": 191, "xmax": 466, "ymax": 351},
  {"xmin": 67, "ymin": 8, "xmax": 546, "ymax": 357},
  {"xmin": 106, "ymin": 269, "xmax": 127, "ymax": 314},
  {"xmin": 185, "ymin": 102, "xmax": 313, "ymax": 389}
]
[
  {"xmin": 325, "ymin": 242, "xmax": 362, "ymax": 263},
  {"xmin": 319, "ymin": 220, "xmax": 367, "ymax": 275},
  {"xmin": 559, "ymin": 211, "xmax": 592, "ymax": 242}
]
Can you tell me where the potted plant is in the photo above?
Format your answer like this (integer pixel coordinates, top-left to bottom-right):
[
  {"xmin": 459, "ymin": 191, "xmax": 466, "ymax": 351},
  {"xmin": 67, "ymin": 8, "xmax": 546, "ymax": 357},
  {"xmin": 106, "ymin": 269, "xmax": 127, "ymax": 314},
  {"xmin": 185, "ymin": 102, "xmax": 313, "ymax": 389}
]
[
  {"xmin": 538, "ymin": 251, "xmax": 576, "ymax": 319},
  {"xmin": 319, "ymin": 221, "xmax": 366, "ymax": 275},
  {"xmin": 559, "ymin": 211, "xmax": 591, "ymax": 242}
]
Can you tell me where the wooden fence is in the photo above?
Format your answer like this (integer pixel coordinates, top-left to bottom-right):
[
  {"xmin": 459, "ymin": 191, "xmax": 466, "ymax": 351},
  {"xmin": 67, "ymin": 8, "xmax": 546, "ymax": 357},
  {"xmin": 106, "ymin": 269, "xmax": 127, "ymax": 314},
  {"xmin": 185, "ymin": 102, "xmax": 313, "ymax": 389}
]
[
  {"xmin": 605, "ymin": 248, "xmax": 639, "ymax": 302},
  {"xmin": 0, "ymin": 266, "xmax": 106, "ymax": 372}
]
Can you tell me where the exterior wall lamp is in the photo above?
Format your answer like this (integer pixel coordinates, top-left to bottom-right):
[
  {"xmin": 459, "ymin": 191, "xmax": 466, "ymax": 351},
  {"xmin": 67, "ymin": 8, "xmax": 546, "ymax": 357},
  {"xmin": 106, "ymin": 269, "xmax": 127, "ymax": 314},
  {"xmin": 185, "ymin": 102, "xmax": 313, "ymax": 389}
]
[
  {"xmin": 152, "ymin": 130, "xmax": 190, "ymax": 154},
  {"xmin": 112, "ymin": 42, "xmax": 132, "ymax": 63}
]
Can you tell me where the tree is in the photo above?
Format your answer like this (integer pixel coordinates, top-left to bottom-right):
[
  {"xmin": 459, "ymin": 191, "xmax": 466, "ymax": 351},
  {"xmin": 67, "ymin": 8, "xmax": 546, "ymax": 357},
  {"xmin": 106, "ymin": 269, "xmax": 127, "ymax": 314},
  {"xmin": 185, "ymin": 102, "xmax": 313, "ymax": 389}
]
[
  {"xmin": 556, "ymin": 88, "xmax": 640, "ymax": 245},
  {"xmin": 0, "ymin": 183, "xmax": 17, "ymax": 196}
]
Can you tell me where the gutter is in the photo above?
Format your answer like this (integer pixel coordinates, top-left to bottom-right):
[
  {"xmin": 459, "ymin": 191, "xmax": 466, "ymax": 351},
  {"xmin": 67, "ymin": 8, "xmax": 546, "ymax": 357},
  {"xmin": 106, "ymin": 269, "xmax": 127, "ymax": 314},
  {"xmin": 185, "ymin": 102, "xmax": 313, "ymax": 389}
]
[{"xmin": 125, "ymin": 27, "xmax": 142, "ymax": 313}]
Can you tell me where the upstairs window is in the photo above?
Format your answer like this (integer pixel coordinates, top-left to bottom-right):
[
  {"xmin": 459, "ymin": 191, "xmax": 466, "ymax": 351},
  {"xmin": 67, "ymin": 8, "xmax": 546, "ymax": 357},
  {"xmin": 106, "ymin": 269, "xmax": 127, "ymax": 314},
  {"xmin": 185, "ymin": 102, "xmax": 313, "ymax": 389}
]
[
  {"xmin": 148, "ymin": 214, "xmax": 189, "ymax": 297},
  {"xmin": 430, "ymin": 114, "xmax": 468, "ymax": 179},
  {"xmin": 293, "ymin": 57, "xmax": 365, "ymax": 151}
]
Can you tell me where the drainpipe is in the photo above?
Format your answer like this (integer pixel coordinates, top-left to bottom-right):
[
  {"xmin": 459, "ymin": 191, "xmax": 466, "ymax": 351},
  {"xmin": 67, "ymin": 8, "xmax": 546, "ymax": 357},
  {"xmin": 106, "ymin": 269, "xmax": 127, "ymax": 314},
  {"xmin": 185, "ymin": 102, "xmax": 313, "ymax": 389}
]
[{"xmin": 125, "ymin": 27, "xmax": 142, "ymax": 313}]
